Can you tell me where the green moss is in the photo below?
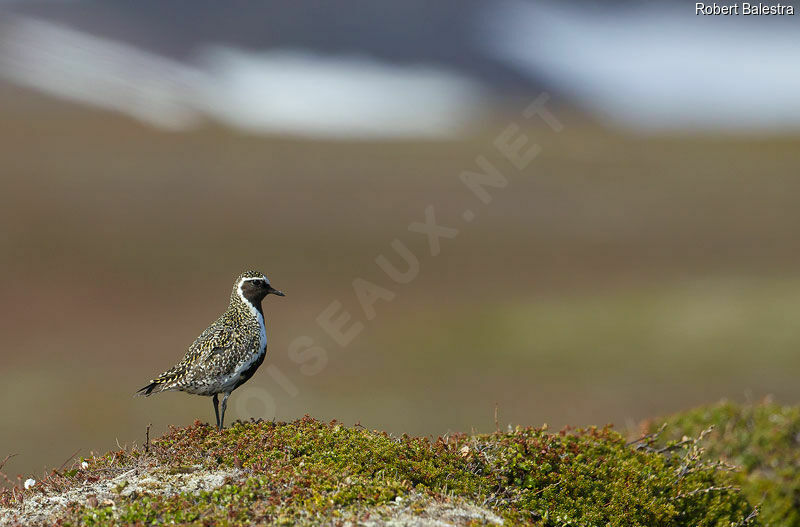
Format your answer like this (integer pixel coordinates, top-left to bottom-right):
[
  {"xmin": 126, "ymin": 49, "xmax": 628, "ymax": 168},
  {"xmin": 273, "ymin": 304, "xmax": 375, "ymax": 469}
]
[
  {"xmin": 478, "ymin": 425, "xmax": 753, "ymax": 526},
  {"xmin": 649, "ymin": 399, "xmax": 800, "ymax": 527},
  {"xmin": 45, "ymin": 416, "xmax": 754, "ymax": 526}
]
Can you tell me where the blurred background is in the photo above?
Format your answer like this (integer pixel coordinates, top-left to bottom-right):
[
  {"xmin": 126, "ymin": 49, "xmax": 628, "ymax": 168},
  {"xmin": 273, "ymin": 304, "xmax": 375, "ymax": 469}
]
[{"xmin": 1, "ymin": 0, "xmax": 800, "ymax": 482}]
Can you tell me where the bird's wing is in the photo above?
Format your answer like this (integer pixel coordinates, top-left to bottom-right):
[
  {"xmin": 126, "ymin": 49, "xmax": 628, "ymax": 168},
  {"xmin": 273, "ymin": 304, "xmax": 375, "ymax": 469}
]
[
  {"xmin": 175, "ymin": 321, "xmax": 241, "ymax": 374},
  {"xmin": 194, "ymin": 326, "xmax": 260, "ymax": 377},
  {"xmin": 137, "ymin": 318, "xmax": 234, "ymax": 394},
  {"xmin": 192, "ymin": 321, "xmax": 237, "ymax": 364}
]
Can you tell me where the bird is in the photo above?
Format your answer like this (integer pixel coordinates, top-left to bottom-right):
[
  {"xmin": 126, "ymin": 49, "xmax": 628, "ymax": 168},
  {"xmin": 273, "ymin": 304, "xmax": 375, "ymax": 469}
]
[{"xmin": 136, "ymin": 270, "xmax": 285, "ymax": 430}]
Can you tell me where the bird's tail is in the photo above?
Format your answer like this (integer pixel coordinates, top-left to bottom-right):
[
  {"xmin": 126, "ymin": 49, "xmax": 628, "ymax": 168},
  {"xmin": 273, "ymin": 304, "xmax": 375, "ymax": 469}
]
[
  {"xmin": 135, "ymin": 380, "xmax": 165, "ymax": 397},
  {"xmin": 136, "ymin": 366, "xmax": 186, "ymax": 396}
]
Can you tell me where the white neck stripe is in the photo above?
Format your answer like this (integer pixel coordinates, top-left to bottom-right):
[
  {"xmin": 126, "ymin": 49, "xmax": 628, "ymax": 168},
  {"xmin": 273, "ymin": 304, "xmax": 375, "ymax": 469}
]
[{"xmin": 237, "ymin": 280, "xmax": 268, "ymax": 350}]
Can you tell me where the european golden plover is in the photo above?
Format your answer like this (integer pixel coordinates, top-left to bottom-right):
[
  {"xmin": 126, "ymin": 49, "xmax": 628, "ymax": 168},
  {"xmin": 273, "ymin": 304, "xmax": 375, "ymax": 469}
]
[{"xmin": 137, "ymin": 270, "xmax": 285, "ymax": 430}]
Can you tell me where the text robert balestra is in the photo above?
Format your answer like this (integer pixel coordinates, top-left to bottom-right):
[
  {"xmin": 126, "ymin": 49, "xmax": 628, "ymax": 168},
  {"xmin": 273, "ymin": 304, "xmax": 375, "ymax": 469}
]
[{"xmin": 696, "ymin": 3, "xmax": 795, "ymax": 15}]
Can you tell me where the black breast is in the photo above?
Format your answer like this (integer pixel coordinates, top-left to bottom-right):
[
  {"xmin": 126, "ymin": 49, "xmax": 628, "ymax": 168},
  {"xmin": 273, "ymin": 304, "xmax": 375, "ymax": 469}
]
[{"xmin": 233, "ymin": 349, "xmax": 266, "ymax": 391}]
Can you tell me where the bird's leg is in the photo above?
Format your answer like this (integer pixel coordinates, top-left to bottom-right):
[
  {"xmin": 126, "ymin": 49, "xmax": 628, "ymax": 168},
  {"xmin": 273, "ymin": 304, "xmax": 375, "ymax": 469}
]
[
  {"xmin": 219, "ymin": 392, "xmax": 231, "ymax": 431},
  {"xmin": 212, "ymin": 394, "xmax": 220, "ymax": 431}
]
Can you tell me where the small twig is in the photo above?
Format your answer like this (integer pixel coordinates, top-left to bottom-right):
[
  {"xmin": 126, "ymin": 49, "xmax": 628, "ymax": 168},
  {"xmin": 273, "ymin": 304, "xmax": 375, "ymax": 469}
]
[
  {"xmin": 672, "ymin": 485, "xmax": 738, "ymax": 500},
  {"xmin": 0, "ymin": 454, "xmax": 15, "ymax": 472},
  {"xmin": 531, "ymin": 478, "xmax": 563, "ymax": 497},
  {"xmin": 145, "ymin": 424, "xmax": 151, "ymax": 454},
  {"xmin": 58, "ymin": 449, "xmax": 81, "ymax": 471},
  {"xmin": 733, "ymin": 505, "xmax": 760, "ymax": 526},
  {"xmin": 0, "ymin": 454, "xmax": 18, "ymax": 488},
  {"xmin": 655, "ymin": 438, "xmax": 692, "ymax": 454},
  {"xmin": 112, "ymin": 469, "xmax": 137, "ymax": 482},
  {"xmin": 627, "ymin": 423, "xmax": 666, "ymax": 446}
]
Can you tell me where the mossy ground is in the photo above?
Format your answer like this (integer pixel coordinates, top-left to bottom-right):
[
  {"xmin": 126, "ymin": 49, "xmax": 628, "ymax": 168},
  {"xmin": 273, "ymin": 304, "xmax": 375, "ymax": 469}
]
[
  {"xmin": 648, "ymin": 399, "xmax": 800, "ymax": 527},
  {"xmin": 1, "ymin": 411, "xmax": 763, "ymax": 526}
]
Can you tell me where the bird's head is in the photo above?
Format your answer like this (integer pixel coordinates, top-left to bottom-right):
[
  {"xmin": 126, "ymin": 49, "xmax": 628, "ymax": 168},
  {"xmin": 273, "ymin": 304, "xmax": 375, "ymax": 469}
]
[{"xmin": 235, "ymin": 270, "xmax": 285, "ymax": 306}]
